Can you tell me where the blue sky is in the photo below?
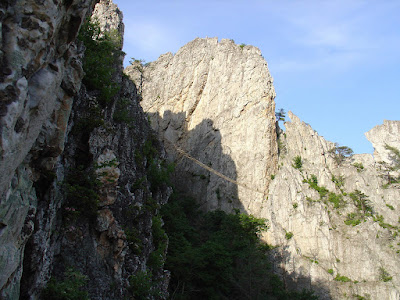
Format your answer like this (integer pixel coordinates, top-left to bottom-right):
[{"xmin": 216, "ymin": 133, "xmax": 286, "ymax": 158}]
[{"xmin": 113, "ymin": 0, "xmax": 400, "ymax": 154}]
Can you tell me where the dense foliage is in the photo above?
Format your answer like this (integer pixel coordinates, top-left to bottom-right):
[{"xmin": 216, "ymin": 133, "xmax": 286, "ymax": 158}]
[
  {"xmin": 162, "ymin": 193, "xmax": 318, "ymax": 300},
  {"xmin": 41, "ymin": 268, "xmax": 90, "ymax": 300}
]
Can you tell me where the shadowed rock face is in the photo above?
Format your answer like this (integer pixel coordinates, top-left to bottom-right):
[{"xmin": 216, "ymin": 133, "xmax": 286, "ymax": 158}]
[
  {"xmin": 125, "ymin": 37, "xmax": 278, "ymax": 213},
  {"xmin": 1, "ymin": 1, "xmax": 171, "ymax": 299},
  {"xmin": 0, "ymin": 0, "xmax": 97, "ymax": 297}
]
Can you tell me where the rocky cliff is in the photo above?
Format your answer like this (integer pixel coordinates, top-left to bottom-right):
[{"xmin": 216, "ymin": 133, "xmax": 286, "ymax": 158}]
[
  {"xmin": 125, "ymin": 38, "xmax": 278, "ymax": 213},
  {"xmin": 262, "ymin": 112, "xmax": 400, "ymax": 300},
  {"xmin": 125, "ymin": 39, "xmax": 400, "ymax": 300},
  {"xmin": 0, "ymin": 1, "xmax": 170, "ymax": 299},
  {"xmin": 0, "ymin": 0, "xmax": 96, "ymax": 297},
  {"xmin": 1, "ymin": 0, "xmax": 399, "ymax": 298}
]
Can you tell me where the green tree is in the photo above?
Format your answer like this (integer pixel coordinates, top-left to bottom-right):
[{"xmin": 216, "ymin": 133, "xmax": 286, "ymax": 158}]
[
  {"xmin": 378, "ymin": 144, "xmax": 400, "ymax": 185},
  {"xmin": 78, "ymin": 18, "xmax": 122, "ymax": 106},
  {"xmin": 275, "ymin": 108, "xmax": 286, "ymax": 122},
  {"xmin": 329, "ymin": 143, "xmax": 353, "ymax": 165},
  {"xmin": 349, "ymin": 190, "xmax": 372, "ymax": 214},
  {"xmin": 161, "ymin": 192, "xmax": 318, "ymax": 300}
]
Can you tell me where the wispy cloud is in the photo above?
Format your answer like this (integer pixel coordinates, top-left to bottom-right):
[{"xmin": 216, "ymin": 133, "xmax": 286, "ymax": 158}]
[
  {"xmin": 267, "ymin": 0, "xmax": 400, "ymax": 73},
  {"xmin": 123, "ymin": 18, "xmax": 180, "ymax": 62}
]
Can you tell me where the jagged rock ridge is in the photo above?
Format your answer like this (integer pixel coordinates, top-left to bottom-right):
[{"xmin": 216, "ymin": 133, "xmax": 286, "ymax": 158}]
[{"xmin": 262, "ymin": 112, "xmax": 400, "ymax": 299}]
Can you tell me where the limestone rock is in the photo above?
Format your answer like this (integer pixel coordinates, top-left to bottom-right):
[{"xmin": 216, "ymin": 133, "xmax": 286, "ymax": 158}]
[
  {"xmin": 365, "ymin": 120, "xmax": 400, "ymax": 166},
  {"xmin": 93, "ymin": 0, "xmax": 124, "ymax": 40},
  {"xmin": 125, "ymin": 37, "xmax": 278, "ymax": 212},
  {"xmin": 1, "ymin": 0, "xmax": 171, "ymax": 299},
  {"xmin": 261, "ymin": 112, "xmax": 400, "ymax": 300},
  {"xmin": 0, "ymin": 0, "xmax": 96, "ymax": 297}
]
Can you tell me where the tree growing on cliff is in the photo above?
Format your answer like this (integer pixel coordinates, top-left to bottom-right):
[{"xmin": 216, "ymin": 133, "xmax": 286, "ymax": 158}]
[
  {"xmin": 329, "ymin": 143, "xmax": 353, "ymax": 165},
  {"xmin": 275, "ymin": 108, "xmax": 286, "ymax": 122},
  {"xmin": 78, "ymin": 18, "xmax": 122, "ymax": 106},
  {"xmin": 378, "ymin": 144, "xmax": 400, "ymax": 185}
]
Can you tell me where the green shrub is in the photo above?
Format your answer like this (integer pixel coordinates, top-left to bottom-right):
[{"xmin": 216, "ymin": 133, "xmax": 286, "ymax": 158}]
[
  {"xmin": 386, "ymin": 204, "xmax": 395, "ymax": 210},
  {"xmin": 129, "ymin": 270, "xmax": 160, "ymax": 299},
  {"xmin": 379, "ymin": 267, "xmax": 392, "ymax": 282},
  {"xmin": 285, "ymin": 231, "xmax": 294, "ymax": 240},
  {"xmin": 385, "ymin": 144, "xmax": 400, "ymax": 170},
  {"xmin": 372, "ymin": 214, "xmax": 397, "ymax": 230},
  {"xmin": 125, "ymin": 227, "xmax": 142, "ymax": 255},
  {"xmin": 328, "ymin": 192, "xmax": 345, "ymax": 209},
  {"xmin": 148, "ymin": 160, "xmax": 174, "ymax": 192},
  {"xmin": 304, "ymin": 175, "xmax": 329, "ymax": 199},
  {"xmin": 349, "ymin": 190, "xmax": 372, "ymax": 214},
  {"xmin": 344, "ymin": 213, "xmax": 362, "ymax": 226},
  {"xmin": 328, "ymin": 269, "xmax": 334, "ymax": 275},
  {"xmin": 142, "ymin": 137, "xmax": 158, "ymax": 160},
  {"xmin": 42, "ymin": 268, "xmax": 90, "ymax": 300},
  {"xmin": 148, "ymin": 216, "xmax": 168, "ymax": 271},
  {"xmin": 113, "ymin": 98, "xmax": 134, "ymax": 126},
  {"xmin": 334, "ymin": 274, "xmax": 352, "ymax": 282},
  {"xmin": 72, "ymin": 100, "xmax": 104, "ymax": 134},
  {"xmin": 331, "ymin": 174, "xmax": 345, "ymax": 189},
  {"xmin": 329, "ymin": 144, "xmax": 353, "ymax": 165},
  {"xmin": 293, "ymin": 156, "xmax": 302, "ymax": 169},
  {"xmin": 63, "ymin": 167, "xmax": 100, "ymax": 223},
  {"xmin": 352, "ymin": 162, "xmax": 364, "ymax": 172}
]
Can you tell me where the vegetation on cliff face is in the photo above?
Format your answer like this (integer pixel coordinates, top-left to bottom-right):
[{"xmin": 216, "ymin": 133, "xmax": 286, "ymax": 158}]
[
  {"xmin": 161, "ymin": 193, "xmax": 318, "ymax": 300},
  {"xmin": 78, "ymin": 18, "xmax": 122, "ymax": 105}
]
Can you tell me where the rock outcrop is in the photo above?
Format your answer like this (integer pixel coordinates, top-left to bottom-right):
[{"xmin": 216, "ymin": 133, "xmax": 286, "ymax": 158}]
[
  {"xmin": 1, "ymin": 1, "xmax": 170, "ymax": 299},
  {"xmin": 125, "ymin": 37, "xmax": 400, "ymax": 299},
  {"xmin": 262, "ymin": 112, "xmax": 400, "ymax": 299},
  {"xmin": 0, "ymin": 0, "xmax": 96, "ymax": 297},
  {"xmin": 125, "ymin": 38, "xmax": 278, "ymax": 212}
]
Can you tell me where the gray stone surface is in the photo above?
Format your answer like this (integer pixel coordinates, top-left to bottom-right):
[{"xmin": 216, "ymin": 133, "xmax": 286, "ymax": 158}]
[
  {"xmin": 0, "ymin": 1, "xmax": 171, "ymax": 299},
  {"xmin": 125, "ymin": 37, "xmax": 278, "ymax": 212},
  {"xmin": 261, "ymin": 112, "xmax": 400, "ymax": 299},
  {"xmin": 0, "ymin": 0, "xmax": 95, "ymax": 297}
]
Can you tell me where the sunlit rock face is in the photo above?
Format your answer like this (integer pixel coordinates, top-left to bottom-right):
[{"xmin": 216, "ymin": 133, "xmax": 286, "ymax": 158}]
[
  {"xmin": 126, "ymin": 36, "xmax": 400, "ymax": 299},
  {"xmin": 262, "ymin": 112, "xmax": 400, "ymax": 300},
  {"xmin": 125, "ymin": 37, "xmax": 278, "ymax": 213}
]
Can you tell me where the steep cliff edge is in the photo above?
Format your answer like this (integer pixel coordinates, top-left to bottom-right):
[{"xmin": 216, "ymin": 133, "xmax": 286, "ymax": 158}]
[
  {"xmin": 0, "ymin": 0, "xmax": 96, "ymax": 297},
  {"xmin": 125, "ymin": 38, "xmax": 400, "ymax": 299},
  {"xmin": 262, "ymin": 112, "xmax": 400, "ymax": 299},
  {"xmin": 125, "ymin": 38, "xmax": 278, "ymax": 213},
  {"xmin": 1, "ymin": 1, "xmax": 170, "ymax": 299}
]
